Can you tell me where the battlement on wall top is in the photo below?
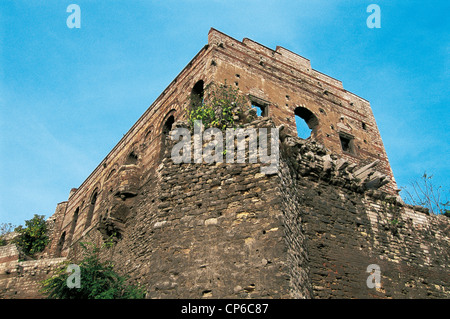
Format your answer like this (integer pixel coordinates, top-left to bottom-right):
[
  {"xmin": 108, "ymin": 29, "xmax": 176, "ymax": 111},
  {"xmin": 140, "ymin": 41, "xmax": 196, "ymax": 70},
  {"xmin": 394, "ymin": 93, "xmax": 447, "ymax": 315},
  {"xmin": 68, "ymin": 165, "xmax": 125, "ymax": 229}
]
[{"xmin": 208, "ymin": 28, "xmax": 344, "ymax": 90}]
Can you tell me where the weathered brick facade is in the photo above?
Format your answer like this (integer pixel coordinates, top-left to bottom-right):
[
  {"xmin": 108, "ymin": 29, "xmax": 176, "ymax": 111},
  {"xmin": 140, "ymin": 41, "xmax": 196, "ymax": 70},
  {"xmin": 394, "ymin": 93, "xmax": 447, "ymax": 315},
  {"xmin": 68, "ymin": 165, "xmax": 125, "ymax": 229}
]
[{"xmin": 1, "ymin": 29, "xmax": 448, "ymax": 299}]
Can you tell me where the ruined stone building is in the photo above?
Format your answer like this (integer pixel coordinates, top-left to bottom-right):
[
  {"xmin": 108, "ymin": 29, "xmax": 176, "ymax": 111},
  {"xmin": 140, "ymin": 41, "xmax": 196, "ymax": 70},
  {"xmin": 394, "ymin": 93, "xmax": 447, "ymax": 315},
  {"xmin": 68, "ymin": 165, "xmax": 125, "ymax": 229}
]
[{"xmin": 1, "ymin": 29, "xmax": 449, "ymax": 298}]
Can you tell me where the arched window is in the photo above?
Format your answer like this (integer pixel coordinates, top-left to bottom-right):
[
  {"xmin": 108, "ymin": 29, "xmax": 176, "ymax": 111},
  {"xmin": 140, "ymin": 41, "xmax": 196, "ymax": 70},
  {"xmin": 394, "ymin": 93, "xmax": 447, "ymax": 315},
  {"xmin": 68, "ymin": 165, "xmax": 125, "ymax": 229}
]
[
  {"xmin": 106, "ymin": 169, "xmax": 116, "ymax": 181},
  {"xmin": 191, "ymin": 80, "xmax": 204, "ymax": 107},
  {"xmin": 145, "ymin": 126, "xmax": 153, "ymax": 141},
  {"xmin": 55, "ymin": 231, "xmax": 66, "ymax": 257},
  {"xmin": 294, "ymin": 106, "xmax": 319, "ymax": 139},
  {"xmin": 69, "ymin": 207, "xmax": 79, "ymax": 236},
  {"xmin": 162, "ymin": 115, "xmax": 175, "ymax": 137},
  {"xmin": 84, "ymin": 191, "xmax": 98, "ymax": 230},
  {"xmin": 65, "ymin": 207, "xmax": 79, "ymax": 249},
  {"xmin": 160, "ymin": 113, "xmax": 176, "ymax": 160}
]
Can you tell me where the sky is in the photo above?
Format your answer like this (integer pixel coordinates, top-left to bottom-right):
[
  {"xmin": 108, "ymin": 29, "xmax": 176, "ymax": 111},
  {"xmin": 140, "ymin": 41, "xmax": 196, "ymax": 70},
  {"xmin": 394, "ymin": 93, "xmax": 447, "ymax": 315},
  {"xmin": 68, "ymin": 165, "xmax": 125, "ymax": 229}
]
[{"xmin": 0, "ymin": 0, "xmax": 449, "ymax": 226}]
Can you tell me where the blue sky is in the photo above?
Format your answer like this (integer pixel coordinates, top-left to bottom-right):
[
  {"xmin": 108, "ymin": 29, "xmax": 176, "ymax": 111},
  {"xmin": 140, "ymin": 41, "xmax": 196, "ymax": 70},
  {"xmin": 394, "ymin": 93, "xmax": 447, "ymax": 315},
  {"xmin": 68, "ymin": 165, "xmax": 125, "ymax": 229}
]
[{"xmin": 1, "ymin": 0, "xmax": 449, "ymax": 226}]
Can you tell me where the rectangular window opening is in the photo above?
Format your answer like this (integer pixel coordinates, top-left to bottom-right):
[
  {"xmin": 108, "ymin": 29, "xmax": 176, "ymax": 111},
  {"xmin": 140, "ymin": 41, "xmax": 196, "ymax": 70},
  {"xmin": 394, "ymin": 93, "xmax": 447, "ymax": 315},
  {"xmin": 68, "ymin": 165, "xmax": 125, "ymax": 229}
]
[
  {"xmin": 339, "ymin": 133, "xmax": 356, "ymax": 155},
  {"xmin": 249, "ymin": 95, "xmax": 269, "ymax": 118},
  {"xmin": 251, "ymin": 103, "xmax": 267, "ymax": 117}
]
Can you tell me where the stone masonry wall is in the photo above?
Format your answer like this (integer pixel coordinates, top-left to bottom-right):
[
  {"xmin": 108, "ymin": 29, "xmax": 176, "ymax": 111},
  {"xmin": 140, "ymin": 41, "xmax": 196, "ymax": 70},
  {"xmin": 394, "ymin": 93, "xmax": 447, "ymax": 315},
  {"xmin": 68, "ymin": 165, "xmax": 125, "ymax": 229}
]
[
  {"xmin": 1, "ymin": 119, "xmax": 449, "ymax": 298},
  {"xmin": 279, "ymin": 132, "xmax": 450, "ymax": 298},
  {"xmin": 0, "ymin": 245, "xmax": 23, "ymax": 264},
  {"xmin": 66, "ymin": 120, "xmax": 311, "ymax": 299},
  {"xmin": 46, "ymin": 28, "xmax": 401, "ymax": 270},
  {"xmin": 2, "ymin": 30, "xmax": 448, "ymax": 299},
  {"xmin": 65, "ymin": 120, "xmax": 450, "ymax": 299},
  {"xmin": 208, "ymin": 29, "xmax": 398, "ymax": 195},
  {"xmin": 0, "ymin": 253, "xmax": 66, "ymax": 299}
]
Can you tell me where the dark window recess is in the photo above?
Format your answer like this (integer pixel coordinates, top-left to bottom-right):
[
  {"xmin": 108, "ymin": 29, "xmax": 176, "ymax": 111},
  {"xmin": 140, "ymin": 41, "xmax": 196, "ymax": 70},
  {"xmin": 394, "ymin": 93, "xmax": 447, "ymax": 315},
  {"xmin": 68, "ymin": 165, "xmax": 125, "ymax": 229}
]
[
  {"xmin": 85, "ymin": 191, "xmax": 98, "ymax": 230},
  {"xmin": 191, "ymin": 80, "xmax": 204, "ymax": 107},
  {"xmin": 160, "ymin": 114, "xmax": 175, "ymax": 160},
  {"xmin": 106, "ymin": 169, "xmax": 116, "ymax": 181},
  {"xmin": 362, "ymin": 122, "xmax": 367, "ymax": 130},
  {"xmin": 339, "ymin": 133, "xmax": 356, "ymax": 154},
  {"xmin": 145, "ymin": 129, "xmax": 152, "ymax": 140},
  {"xmin": 162, "ymin": 115, "xmax": 174, "ymax": 136},
  {"xmin": 125, "ymin": 151, "xmax": 138, "ymax": 165},
  {"xmin": 55, "ymin": 232, "xmax": 66, "ymax": 257},
  {"xmin": 69, "ymin": 208, "xmax": 79, "ymax": 235}
]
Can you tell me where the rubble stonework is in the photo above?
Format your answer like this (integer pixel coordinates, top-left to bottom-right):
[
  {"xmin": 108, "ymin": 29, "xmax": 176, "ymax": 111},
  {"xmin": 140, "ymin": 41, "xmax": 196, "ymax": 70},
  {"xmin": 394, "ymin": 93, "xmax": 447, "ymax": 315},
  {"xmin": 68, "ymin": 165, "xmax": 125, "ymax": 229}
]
[
  {"xmin": 1, "ymin": 29, "xmax": 448, "ymax": 299},
  {"xmin": 0, "ymin": 244, "xmax": 65, "ymax": 298}
]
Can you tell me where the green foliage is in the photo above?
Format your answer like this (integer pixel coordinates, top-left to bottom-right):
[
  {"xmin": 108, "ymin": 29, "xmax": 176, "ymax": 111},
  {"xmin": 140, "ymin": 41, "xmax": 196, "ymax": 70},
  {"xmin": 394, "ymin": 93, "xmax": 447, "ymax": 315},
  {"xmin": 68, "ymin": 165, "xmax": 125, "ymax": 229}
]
[
  {"xmin": 13, "ymin": 214, "xmax": 48, "ymax": 256},
  {"xmin": 40, "ymin": 240, "xmax": 146, "ymax": 299},
  {"xmin": 188, "ymin": 81, "xmax": 248, "ymax": 131},
  {"xmin": 382, "ymin": 203, "xmax": 403, "ymax": 236},
  {"xmin": 389, "ymin": 218, "xmax": 399, "ymax": 225}
]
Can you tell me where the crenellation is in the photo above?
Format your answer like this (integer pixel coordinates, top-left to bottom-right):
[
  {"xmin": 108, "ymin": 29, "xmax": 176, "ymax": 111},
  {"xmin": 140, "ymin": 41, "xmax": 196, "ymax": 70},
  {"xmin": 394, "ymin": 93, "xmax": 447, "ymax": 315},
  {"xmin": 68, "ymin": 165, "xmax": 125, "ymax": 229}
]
[
  {"xmin": 242, "ymin": 37, "xmax": 277, "ymax": 59},
  {"xmin": 310, "ymin": 69, "xmax": 344, "ymax": 90},
  {"xmin": 275, "ymin": 46, "xmax": 311, "ymax": 72}
]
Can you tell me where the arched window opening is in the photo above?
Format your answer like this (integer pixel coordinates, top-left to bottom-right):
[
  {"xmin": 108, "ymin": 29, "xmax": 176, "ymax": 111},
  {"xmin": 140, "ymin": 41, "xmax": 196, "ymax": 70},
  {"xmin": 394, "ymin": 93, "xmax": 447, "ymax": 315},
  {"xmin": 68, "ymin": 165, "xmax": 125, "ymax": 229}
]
[
  {"xmin": 145, "ymin": 127, "xmax": 153, "ymax": 141},
  {"xmin": 294, "ymin": 106, "xmax": 318, "ymax": 139},
  {"xmin": 160, "ymin": 113, "xmax": 176, "ymax": 160},
  {"xmin": 106, "ymin": 169, "xmax": 116, "ymax": 181},
  {"xmin": 162, "ymin": 115, "xmax": 175, "ymax": 137},
  {"xmin": 362, "ymin": 121, "xmax": 367, "ymax": 130},
  {"xmin": 125, "ymin": 151, "xmax": 138, "ymax": 165},
  {"xmin": 55, "ymin": 231, "xmax": 66, "ymax": 257},
  {"xmin": 65, "ymin": 207, "xmax": 79, "ymax": 248},
  {"xmin": 69, "ymin": 207, "xmax": 79, "ymax": 235},
  {"xmin": 84, "ymin": 191, "xmax": 98, "ymax": 230},
  {"xmin": 191, "ymin": 80, "xmax": 204, "ymax": 107},
  {"xmin": 295, "ymin": 115, "xmax": 311, "ymax": 139}
]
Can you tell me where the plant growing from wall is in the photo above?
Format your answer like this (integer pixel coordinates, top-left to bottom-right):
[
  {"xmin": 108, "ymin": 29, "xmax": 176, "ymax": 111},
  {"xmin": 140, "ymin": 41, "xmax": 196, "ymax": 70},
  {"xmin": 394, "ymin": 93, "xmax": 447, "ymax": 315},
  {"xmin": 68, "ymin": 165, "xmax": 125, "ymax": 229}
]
[
  {"xmin": 381, "ymin": 202, "xmax": 403, "ymax": 237},
  {"xmin": 13, "ymin": 214, "xmax": 48, "ymax": 256},
  {"xmin": 187, "ymin": 81, "xmax": 249, "ymax": 131},
  {"xmin": 40, "ymin": 239, "xmax": 146, "ymax": 299}
]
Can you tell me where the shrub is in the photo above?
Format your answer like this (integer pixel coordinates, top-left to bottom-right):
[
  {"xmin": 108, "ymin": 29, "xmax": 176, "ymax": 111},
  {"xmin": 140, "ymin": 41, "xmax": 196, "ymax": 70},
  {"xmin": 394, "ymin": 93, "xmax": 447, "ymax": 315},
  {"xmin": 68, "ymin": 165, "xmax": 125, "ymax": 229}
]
[
  {"xmin": 187, "ymin": 81, "xmax": 248, "ymax": 131},
  {"xmin": 40, "ymin": 240, "xmax": 146, "ymax": 299},
  {"xmin": 14, "ymin": 214, "xmax": 48, "ymax": 256}
]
